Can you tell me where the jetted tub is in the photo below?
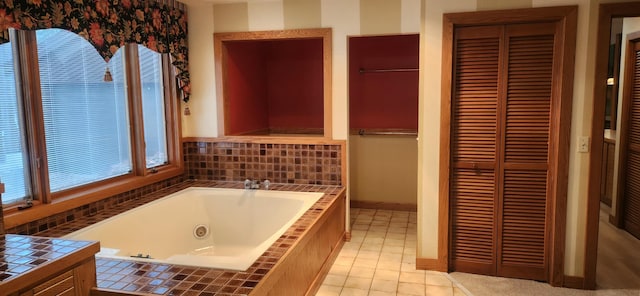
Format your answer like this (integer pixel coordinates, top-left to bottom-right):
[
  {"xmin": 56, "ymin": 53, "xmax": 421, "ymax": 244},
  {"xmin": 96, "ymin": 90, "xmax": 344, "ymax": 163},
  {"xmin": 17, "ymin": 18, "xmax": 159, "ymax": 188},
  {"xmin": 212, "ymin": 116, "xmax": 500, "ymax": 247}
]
[{"xmin": 64, "ymin": 187, "xmax": 323, "ymax": 270}]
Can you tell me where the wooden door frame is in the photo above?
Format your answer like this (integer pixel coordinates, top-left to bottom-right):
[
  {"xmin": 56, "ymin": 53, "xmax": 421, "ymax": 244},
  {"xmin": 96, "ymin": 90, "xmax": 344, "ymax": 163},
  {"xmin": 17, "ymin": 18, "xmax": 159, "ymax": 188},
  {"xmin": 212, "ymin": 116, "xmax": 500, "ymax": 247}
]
[
  {"xmin": 586, "ymin": 2, "xmax": 640, "ymax": 290},
  {"xmin": 438, "ymin": 6, "xmax": 577, "ymax": 287}
]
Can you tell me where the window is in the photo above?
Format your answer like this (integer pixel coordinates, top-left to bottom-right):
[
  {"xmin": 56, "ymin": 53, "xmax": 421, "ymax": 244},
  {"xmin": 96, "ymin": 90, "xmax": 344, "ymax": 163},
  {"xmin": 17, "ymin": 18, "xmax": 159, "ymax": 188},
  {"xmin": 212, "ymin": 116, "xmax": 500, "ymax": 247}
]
[
  {"xmin": 37, "ymin": 29, "xmax": 132, "ymax": 192},
  {"xmin": 138, "ymin": 45, "xmax": 168, "ymax": 169},
  {"xmin": 0, "ymin": 40, "xmax": 31, "ymax": 205},
  {"xmin": 0, "ymin": 28, "xmax": 181, "ymax": 207}
]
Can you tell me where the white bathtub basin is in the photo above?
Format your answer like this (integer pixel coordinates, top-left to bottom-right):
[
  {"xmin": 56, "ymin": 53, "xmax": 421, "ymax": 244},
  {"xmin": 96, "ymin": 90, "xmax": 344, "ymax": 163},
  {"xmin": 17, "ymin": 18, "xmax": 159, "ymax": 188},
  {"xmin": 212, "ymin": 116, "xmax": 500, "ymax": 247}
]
[{"xmin": 64, "ymin": 187, "xmax": 323, "ymax": 270}]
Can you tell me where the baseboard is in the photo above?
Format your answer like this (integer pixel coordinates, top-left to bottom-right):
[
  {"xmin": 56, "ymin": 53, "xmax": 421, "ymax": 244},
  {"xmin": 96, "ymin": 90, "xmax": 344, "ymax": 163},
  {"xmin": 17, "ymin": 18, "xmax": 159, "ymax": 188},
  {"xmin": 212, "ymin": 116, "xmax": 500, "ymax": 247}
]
[
  {"xmin": 416, "ymin": 257, "xmax": 447, "ymax": 272},
  {"xmin": 609, "ymin": 213, "xmax": 622, "ymax": 228},
  {"xmin": 563, "ymin": 275, "xmax": 585, "ymax": 289},
  {"xmin": 351, "ymin": 200, "xmax": 417, "ymax": 212},
  {"xmin": 345, "ymin": 231, "xmax": 352, "ymax": 241}
]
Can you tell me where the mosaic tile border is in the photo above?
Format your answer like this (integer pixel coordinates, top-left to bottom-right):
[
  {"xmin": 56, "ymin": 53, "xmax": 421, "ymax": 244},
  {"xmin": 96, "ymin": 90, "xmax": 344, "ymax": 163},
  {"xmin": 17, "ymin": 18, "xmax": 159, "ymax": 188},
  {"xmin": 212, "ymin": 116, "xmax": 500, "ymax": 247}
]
[{"xmin": 184, "ymin": 141, "xmax": 343, "ymax": 186}]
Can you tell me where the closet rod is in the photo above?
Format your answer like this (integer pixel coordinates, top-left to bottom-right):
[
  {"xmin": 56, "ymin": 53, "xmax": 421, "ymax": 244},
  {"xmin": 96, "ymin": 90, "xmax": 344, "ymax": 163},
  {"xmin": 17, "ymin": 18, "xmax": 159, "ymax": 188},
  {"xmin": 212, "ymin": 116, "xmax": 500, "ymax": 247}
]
[
  {"xmin": 356, "ymin": 129, "xmax": 418, "ymax": 136},
  {"xmin": 359, "ymin": 68, "xmax": 418, "ymax": 74}
]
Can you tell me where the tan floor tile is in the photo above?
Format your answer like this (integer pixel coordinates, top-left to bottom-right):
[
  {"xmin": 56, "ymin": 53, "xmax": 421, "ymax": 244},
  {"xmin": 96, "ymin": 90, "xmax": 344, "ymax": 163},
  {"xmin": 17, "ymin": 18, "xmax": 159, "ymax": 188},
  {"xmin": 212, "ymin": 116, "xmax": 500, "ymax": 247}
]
[
  {"xmin": 344, "ymin": 276, "xmax": 373, "ymax": 290},
  {"xmin": 377, "ymin": 260, "xmax": 401, "ymax": 271},
  {"xmin": 403, "ymin": 247, "xmax": 417, "ymax": 256},
  {"xmin": 334, "ymin": 256, "xmax": 356, "ymax": 267},
  {"xmin": 379, "ymin": 253, "xmax": 402, "ymax": 262},
  {"xmin": 371, "ymin": 220, "xmax": 390, "ymax": 226},
  {"xmin": 349, "ymin": 266, "xmax": 376, "ymax": 279},
  {"xmin": 370, "ymin": 279, "xmax": 398, "ymax": 293},
  {"xmin": 366, "ymin": 231, "xmax": 387, "ymax": 239},
  {"xmin": 381, "ymin": 245, "xmax": 404, "ymax": 254},
  {"xmin": 373, "ymin": 269, "xmax": 400, "ymax": 281},
  {"xmin": 339, "ymin": 287, "xmax": 369, "ymax": 296},
  {"xmin": 368, "ymin": 291, "xmax": 396, "ymax": 296},
  {"xmin": 363, "ymin": 237, "xmax": 385, "ymax": 245},
  {"xmin": 402, "ymin": 255, "xmax": 416, "ymax": 264},
  {"xmin": 425, "ymin": 285, "xmax": 454, "ymax": 296},
  {"xmin": 386, "ymin": 232, "xmax": 406, "ymax": 240},
  {"xmin": 357, "ymin": 250, "xmax": 381, "ymax": 259},
  {"xmin": 453, "ymin": 287, "xmax": 468, "ymax": 296},
  {"xmin": 401, "ymin": 262, "xmax": 419, "ymax": 272},
  {"xmin": 397, "ymin": 282, "xmax": 426, "ymax": 296},
  {"xmin": 352, "ymin": 223, "xmax": 371, "ymax": 230},
  {"xmin": 339, "ymin": 248, "xmax": 359, "ymax": 257},
  {"xmin": 329, "ymin": 264, "xmax": 351, "ymax": 276},
  {"xmin": 388, "ymin": 227, "xmax": 408, "ymax": 234},
  {"xmin": 360, "ymin": 243, "xmax": 383, "ymax": 252},
  {"xmin": 353, "ymin": 258, "xmax": 378, "ymax": 268},
  {"xmin": 384, "ymin": 238, "xmax": 406, "ymax": 247},
  {"xmin": 344, "ymin": 241, "xmax": 363, "ymax": 250},
  {"xmin": 316, "ymin": 285, "xmax": 342, "ymax": 296},
  {"xmin": 324, "ymin": 274, "xmax": 348, "ymax": 286},
  {"xmin": 370, "ymin": 225, "xmax": 390, "ymax": 233},
  {"xmin": 425, "ymin": 272, "xmax": 453, "ymax": 287},
  {"xmin": 400, "ymin": 271, "xmax": 426, "ymax": 284}
]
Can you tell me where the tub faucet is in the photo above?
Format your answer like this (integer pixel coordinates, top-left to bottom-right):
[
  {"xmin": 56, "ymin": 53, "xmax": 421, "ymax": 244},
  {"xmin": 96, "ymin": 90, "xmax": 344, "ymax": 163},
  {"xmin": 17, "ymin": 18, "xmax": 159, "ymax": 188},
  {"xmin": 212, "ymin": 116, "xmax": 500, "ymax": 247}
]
[
  {"xmin": 263, "ymin": 180, "xmax": 270, "ymax": 190},
  {"xmin": 244, "ymin": 179, "xmax": 260, "ymax": 189}
]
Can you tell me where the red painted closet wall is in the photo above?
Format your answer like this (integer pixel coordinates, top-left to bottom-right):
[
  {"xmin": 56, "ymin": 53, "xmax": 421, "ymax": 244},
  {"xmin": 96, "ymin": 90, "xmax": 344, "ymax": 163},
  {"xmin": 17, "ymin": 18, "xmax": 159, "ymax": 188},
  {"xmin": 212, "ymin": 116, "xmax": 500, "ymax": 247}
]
[
  {"xmin": 267, "ymin": 39, "xmax": 324, "ymax": 131},
  {"xmin": 225, "ymin": 42, "xmax": 269, "ymax": 135},
  {"xmin": 225, "ymin": 39, "xmax": 323, "ymax": 135},
  {"xmin": 349, "ymin": 34, "xmax": 419, "ymax": 131}
]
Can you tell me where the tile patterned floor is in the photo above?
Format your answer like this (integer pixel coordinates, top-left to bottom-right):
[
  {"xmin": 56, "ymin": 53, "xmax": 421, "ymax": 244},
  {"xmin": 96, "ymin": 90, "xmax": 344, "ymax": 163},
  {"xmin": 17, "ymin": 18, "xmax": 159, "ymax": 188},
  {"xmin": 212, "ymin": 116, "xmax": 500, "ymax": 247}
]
[{"xmin": 316, "ymin": 208, "xmax": 467, "ymax": 296}]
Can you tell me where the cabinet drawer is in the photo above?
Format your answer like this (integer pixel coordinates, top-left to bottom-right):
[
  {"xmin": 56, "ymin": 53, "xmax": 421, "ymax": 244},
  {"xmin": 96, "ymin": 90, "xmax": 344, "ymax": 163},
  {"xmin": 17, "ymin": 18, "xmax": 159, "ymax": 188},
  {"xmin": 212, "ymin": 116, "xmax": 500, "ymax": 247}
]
[{"xmin": 33, "ymin": 270, "xmax": 74, "ymax": 296}]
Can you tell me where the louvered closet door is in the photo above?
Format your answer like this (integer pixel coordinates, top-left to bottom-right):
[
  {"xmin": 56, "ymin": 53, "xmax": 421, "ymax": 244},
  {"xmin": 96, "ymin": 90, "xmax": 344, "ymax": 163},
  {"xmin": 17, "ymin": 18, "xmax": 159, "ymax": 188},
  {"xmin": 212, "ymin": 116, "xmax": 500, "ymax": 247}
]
[
  {"xmin": 450, "ymin": 23, "xmax": 556, "ymax": 281},
  {"xmin": 623, "ymin": 41, "xmax": 640, "ymax": 239},
  {"xmin": 497, "ymin": 23, "xmax": 555, "ymax": 281},
  {"xmin": 451, "ymin": 26, "xmax": 502, "ymax": 275}
]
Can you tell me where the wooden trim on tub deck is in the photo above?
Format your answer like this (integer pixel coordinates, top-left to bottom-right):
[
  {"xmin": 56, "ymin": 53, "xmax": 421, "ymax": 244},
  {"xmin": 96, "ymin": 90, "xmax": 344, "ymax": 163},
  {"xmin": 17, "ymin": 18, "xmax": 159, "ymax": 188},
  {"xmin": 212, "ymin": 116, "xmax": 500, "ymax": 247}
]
[{"xmin": 251, "ymin": 190, "xmax": 346, "ymax": 296}]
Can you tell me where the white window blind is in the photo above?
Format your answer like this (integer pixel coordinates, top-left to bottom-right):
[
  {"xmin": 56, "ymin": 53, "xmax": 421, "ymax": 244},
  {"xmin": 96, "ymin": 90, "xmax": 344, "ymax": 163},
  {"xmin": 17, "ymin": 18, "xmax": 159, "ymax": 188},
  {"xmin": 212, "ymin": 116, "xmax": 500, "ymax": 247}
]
[
  {"xmin": 36, "ymin": 29, "xmax": 132, "ymax": 192},
  {"xmin": 0, "ymin": 40, "xmax": 30, "ymax": 205},
  {"xmin": 138, "ymin": 45, "xmax": 168, "ymax": 169}
]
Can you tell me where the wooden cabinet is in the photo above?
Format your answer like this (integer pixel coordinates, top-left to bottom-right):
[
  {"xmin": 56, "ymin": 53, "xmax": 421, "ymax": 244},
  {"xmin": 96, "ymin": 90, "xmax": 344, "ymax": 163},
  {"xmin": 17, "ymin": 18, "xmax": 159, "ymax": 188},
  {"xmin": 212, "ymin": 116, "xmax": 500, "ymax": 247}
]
[
  {"xmin": 16, "ymin": 257, "xmax": 96, "ymax": 296},
  {"xmin": 600, "ymin": 130, "xmax": 616, "ymax": 207}
]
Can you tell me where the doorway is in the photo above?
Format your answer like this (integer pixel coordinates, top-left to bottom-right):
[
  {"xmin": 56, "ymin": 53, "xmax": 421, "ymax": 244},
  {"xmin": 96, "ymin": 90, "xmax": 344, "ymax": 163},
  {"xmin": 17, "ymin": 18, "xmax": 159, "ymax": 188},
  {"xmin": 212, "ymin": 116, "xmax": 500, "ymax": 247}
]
[
  {"xmin": 588, "ymin": 7, "xmax": 640, "ymax": 290},
  {"xmin": 348, "ymin": 34, "xmax": 419, "ymax": 211}
]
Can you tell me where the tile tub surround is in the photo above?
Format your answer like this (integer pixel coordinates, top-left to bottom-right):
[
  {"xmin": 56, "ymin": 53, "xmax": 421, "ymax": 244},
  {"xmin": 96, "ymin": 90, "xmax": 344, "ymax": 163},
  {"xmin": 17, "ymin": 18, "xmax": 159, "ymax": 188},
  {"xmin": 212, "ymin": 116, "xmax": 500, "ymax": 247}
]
[
  {"xmin": 28, "ymin": 180, "xmax": 345, "ymax": 295},
  {"xmin": 183, "ymin": 140, "xmax": 345, "ymax": 186}
]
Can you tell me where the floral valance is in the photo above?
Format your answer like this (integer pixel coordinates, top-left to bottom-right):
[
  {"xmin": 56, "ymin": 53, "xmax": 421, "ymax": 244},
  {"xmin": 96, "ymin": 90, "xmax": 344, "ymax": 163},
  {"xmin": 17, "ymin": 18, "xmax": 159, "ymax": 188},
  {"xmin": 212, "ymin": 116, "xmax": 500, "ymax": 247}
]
[{"xmin": 0, "ymin": 0, "xmax": 191, "ymax": 102}]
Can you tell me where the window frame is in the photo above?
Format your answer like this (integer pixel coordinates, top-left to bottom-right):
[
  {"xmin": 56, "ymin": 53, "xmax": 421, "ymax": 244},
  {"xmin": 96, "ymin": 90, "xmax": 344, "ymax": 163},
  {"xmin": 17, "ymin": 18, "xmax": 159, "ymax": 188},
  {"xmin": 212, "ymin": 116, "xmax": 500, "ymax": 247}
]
[{"xmin": 2, "ymin": 29, "xmax": 183, "ymax": 227}]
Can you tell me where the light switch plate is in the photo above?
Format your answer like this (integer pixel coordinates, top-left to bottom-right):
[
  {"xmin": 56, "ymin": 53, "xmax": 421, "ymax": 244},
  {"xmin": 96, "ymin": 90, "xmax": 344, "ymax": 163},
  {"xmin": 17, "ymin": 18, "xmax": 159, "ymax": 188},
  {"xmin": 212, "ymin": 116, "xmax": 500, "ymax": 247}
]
[{"xmin": 578, "ymin": 136, "xmax": 590, "ymax": 153}]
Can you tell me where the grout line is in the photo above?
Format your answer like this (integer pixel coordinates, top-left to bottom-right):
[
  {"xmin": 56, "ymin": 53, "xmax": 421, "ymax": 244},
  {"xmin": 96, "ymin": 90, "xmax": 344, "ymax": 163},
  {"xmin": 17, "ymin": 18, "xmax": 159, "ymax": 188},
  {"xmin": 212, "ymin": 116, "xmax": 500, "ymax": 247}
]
[{"xmin": 444, "ymin": 273, "xmax": 475, "ymax": 296}]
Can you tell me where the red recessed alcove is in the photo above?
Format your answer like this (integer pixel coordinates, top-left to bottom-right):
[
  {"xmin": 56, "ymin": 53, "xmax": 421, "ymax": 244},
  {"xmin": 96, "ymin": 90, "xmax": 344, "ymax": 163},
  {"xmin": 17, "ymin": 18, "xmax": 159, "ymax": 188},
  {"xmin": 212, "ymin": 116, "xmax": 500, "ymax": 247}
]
[
  {"xmin": 215, "ymin": 29, "xmax": 331, "ymax": 137},
  {"xmin": 349, "ymin": 34, "xmax": 419, "ymax": 133}
]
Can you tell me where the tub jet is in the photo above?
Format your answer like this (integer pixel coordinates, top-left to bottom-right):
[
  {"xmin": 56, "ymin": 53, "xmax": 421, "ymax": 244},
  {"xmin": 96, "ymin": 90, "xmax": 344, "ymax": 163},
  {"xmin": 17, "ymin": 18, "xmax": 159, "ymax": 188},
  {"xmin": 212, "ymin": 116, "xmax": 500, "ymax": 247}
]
[{"xmin": 194, "ymin": 224, "xmax": 210, "ymax": 239}]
